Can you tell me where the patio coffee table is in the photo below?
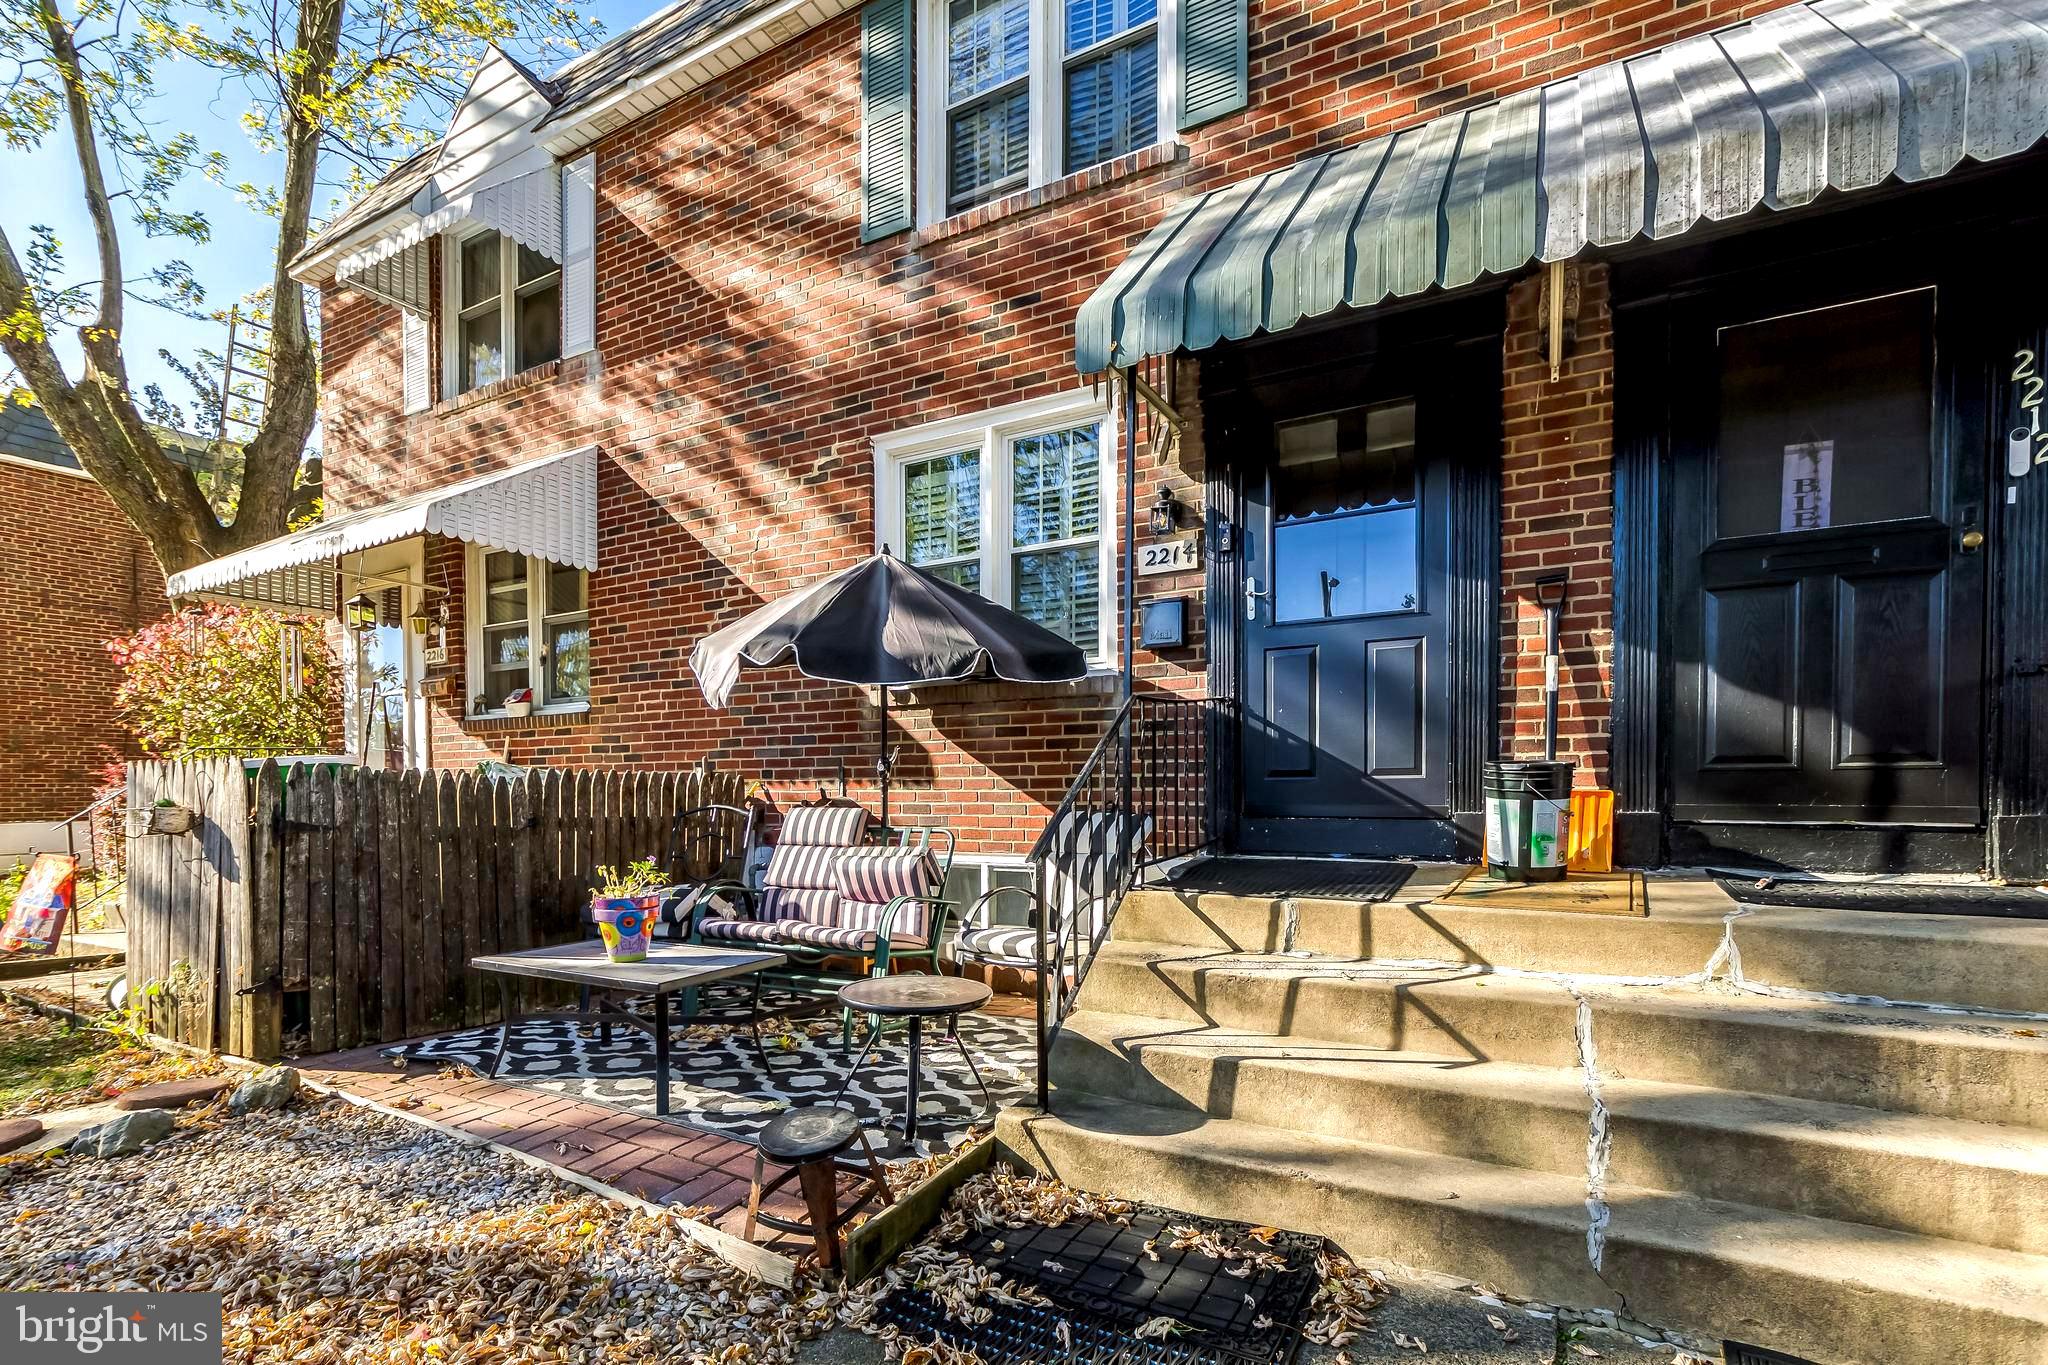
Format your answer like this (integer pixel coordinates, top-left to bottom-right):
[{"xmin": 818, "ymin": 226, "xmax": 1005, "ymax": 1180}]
[
  {"xmin": 471, "ymin": 940, "xmax": 784, "ymax": 1117},
  {"xmin": 836, "ymin": 975, "xmax": 994, "ymax": 1144}
]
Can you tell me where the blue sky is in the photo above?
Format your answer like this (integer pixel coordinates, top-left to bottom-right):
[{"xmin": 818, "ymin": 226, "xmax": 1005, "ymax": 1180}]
[{"xmin": 2, "ymin": 1, "xmax": 672, "ymax": 431}]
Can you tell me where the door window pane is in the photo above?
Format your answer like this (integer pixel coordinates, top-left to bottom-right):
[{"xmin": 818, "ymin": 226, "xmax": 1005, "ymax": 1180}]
[
  {"xmin": 1274, "ymin": 508, "xmax": 1419, "ymax": 621},
  {"xmin": 1273, "ymin": 401, "xmax": 1416, "ymax": 518},
  {"xmin": 1713, "ymin": 289, "xmax": 1935, "ymax": 539},
  {"xmin": 1271, "ymin": 401, "xmax": 1419, "ymax": 623}
]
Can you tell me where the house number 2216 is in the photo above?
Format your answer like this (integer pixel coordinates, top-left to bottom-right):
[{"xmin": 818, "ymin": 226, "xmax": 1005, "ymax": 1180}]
[{"xmin": 2013, "ymin": 348, "xmax": 2048, "ymax": 471}]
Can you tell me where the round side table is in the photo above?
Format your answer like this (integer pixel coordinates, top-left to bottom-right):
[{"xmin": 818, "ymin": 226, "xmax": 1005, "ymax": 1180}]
[{"xmin": 836, "ymin": 975, "xmax": 995, "ymax": 1144}]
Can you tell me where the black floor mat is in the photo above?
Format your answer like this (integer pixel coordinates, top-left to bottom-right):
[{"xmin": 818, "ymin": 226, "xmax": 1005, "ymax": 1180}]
[
  {"xmin": 1718, "ymin": 878, "xmax": 2048, "ymax": 920},
  {"xmin": 1163, "ymin": 857, "xmax": 1413, "ymax": 901},
  {"xmin": 878, "ymin": 1204, "xmax": 1323, "ymax": 1365}
]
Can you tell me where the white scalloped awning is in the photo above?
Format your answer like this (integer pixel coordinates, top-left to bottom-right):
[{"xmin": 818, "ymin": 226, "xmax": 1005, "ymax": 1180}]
[
  {"xmin": 334, "ymin": 166, "xmax": 562, "ymax": 309},
  {"xmin": 167, "ymin": 446, "xmax": 598, "ymax": 612}
]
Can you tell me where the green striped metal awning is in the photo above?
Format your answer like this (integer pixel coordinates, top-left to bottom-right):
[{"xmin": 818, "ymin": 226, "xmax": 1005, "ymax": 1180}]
[{"xmin": 1075, "ymin": 0, "xmax": 2048, "ymax": 374}]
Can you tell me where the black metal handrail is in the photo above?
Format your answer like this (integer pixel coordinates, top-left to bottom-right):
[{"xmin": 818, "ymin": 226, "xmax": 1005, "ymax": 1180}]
[{"xmin": 1027, "ymin": 692, "xmax": 1220, "ymax": 1109}]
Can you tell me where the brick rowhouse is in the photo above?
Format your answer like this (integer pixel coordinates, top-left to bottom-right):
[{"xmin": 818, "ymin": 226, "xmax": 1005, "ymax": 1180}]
[
  {"xmin": 316, "ymin": 0, "xmax": 1811, "ymax": 854},
  {"xmin": 0, "ymin": 456, "xmax": 167, "ymax": 825}
]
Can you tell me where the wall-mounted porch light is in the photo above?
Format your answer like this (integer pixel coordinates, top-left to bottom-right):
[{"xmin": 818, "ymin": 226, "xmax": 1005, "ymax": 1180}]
[
  {"xmin": 407, "ymin": 602, "xmax": 432, "ymax": 635},
  {"xmin": 1148, "ymin": 485, "xmax": 1184, "ymax": 538},
  {"xmin": 343, "ymin": 591, "xmax": 379, "ymax": 634}
]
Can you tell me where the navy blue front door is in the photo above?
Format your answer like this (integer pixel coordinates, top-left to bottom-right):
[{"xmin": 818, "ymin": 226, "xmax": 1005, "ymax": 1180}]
[{"xmin": 1240, "ymin": 373, "xmax": 1453, "ymax": 841}]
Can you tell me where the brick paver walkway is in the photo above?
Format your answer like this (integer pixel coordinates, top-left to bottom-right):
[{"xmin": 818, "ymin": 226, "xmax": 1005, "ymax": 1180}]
[{"xmin": 301, "ymin": 1044, "xmax": 812, "ymax": 1242}]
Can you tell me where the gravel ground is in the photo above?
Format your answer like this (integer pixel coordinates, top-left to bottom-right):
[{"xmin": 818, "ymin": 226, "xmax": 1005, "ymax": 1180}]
[{"xmin": 0, "ymin": 1092, "xmax": 840, "ymax": 1364}]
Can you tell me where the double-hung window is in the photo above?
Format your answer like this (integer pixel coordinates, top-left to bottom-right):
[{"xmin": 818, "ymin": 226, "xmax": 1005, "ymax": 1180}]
[
  {"xmin": 925, "ymin": 0, "xmax": 1171, "ymax": 217},
  {"xmin": 880, "ymin": 392, "xmax": 1114, "ymax": 661},
  {"xmin": 447, "ymin": 230, "xmax": 561, "ymax": 397},
  {"xmin": 466, "ymin": 548, "xmax": 590, "ymax": 713}
]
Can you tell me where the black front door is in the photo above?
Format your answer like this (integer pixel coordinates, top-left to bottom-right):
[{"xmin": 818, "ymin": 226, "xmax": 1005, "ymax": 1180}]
[
  {"xmin": 1239, "ymin": 359, "xmax": 1454, "ymax": 851},
  {"xmin": 1669, "ymin": 282, "xmax": 1988, "ymax": 827}
]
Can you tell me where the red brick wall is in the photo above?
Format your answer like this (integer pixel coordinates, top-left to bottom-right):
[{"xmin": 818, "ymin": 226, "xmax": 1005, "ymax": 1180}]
[
  {"xmin": 0, "ymin": 458, "xmax": 168, "ymax": 821},
  {"xmin": 1499, "ymin": 267, "xmax": 1614, "ymax": 787},
  {"xmin": 319, "ymin": 0, "xmax": 1810, "ymax": 848}
]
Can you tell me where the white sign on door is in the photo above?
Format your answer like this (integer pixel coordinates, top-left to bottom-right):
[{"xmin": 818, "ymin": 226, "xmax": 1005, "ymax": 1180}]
[{"xmin": 1780, "ymin": 440, "xmax": 1834, "ymax": 532}]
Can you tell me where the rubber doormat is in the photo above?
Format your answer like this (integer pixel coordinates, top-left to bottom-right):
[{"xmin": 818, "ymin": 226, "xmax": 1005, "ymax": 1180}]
[
  {"xmin": 877, "ymin": 1203, "xmax": 1322, "ymax": 1365},
  {"xmin": 1716, "ymin": 878, "xmax": 2048, "ymax": 921},
  {"xmin": 1164, "ymin": 857, "xmax": 1413, "ymax": 901}
]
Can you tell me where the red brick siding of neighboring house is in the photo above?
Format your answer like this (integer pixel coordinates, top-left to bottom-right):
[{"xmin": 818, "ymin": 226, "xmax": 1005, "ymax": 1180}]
[
  {"xmin": 0, "ymin": 456, "xmax": 168, "ymax": 823},
  {"xmin": 319, "ymin": 0, "xmax": 1803, "ymax": 850}
]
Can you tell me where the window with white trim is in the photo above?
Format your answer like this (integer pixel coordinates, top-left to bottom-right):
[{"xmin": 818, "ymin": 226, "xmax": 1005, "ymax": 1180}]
[
  {"xmin": 878, "ymin": 392, "xmax": 1115, "ymax": 661},
  {"xmin": 466, "ymin": 548, "xmax": 590, "ymax": 712},
  {"xmin": 922, "ymin": 0, "xmax": 1174, "ymax": 218},
  {"xmin": 446, "ymin": 230, "xmax": 560, "ymax": 396}
]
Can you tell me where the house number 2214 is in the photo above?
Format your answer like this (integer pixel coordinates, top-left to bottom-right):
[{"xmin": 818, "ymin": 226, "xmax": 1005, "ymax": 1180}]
[{"xmin": 2012, "ymin": 348, "xmax": 2048, "ymax": 472}]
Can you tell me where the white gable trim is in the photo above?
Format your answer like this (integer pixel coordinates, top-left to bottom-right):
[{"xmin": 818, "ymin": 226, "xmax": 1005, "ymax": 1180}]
[
  {"xmin": 538, "ymin": 0, "xmax": 864, "ymax": 156},
  {"xmin": 431, "ymin": 49, "xmax": 557, "ymax": 199}
]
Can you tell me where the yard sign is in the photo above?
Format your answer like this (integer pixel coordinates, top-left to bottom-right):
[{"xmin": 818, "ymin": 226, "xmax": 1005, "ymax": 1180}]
[{"xmin": 0, "ymin": 853, "xmax": 76, "ymax": 955}]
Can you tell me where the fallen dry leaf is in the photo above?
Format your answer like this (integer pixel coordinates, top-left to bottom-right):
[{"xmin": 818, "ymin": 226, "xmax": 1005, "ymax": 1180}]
[
  {"xmin": 1392, "ymin": 1330, "xmax": 1429, "ymax": 1352},
  {"xmin": 1134, "ymin": 1316, "xmax": 1188, "ymax": 1340}
]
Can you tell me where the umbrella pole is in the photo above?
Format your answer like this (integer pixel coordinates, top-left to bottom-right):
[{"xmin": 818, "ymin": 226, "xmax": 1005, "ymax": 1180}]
[{"xmin": 878, "ymin": 683, "xmax": 890, "ymax": 831}]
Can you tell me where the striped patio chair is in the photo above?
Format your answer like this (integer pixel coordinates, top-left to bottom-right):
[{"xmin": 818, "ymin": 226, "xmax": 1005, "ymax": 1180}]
[
  {"xmin": 694, "ymin": 804, "xmax": 957, "ymax": 1044},
  {"xmin": 954, "ymin": 807, "xmax": 1150, "ymax": 976}
]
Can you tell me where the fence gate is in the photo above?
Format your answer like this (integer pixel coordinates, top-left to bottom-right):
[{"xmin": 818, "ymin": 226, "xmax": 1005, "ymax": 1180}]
[{"xmin": 125, "ymin": 759, "xmax": 251, "ymax": 1051}]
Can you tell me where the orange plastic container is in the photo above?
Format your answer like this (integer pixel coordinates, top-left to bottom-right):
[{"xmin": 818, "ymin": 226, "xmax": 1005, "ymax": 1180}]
[{"xmin": 1567, "ymin": 788, "xmax": 1615, "ymax": 872}]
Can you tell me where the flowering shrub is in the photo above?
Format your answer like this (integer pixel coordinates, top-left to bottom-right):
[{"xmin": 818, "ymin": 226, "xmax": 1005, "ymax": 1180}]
[{"xmin": 107, "ymin": 604, "xmax": 338, "ymax": 760}]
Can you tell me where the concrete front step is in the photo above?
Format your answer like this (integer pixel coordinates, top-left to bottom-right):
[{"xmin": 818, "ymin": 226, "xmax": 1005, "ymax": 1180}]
[
  {"xmin": 1076, "ymin": 943, "xmax": 2048, "ymax": 1128},
  {"xmin": 1054, "ymin": 1009, "xmax": 2048, "ymax": 1255},
  {"xmin": 1115, "ymin": 879, "xmax": 2048, "ymax": 1015},
  {"xmin": 995, "ymin": 1093, "xmax": 2048, "ymax": 1365}
]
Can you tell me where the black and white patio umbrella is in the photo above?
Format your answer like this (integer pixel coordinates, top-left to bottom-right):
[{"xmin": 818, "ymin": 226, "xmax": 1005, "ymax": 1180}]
[{"xmin": 689, "ymin": 550, "xmax": 1088, "ymax": 825}]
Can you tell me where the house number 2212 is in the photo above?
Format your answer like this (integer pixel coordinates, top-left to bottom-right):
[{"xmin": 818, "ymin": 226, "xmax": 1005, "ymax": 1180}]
[{"xmin": 2012, "ymin": 348, "xmax": 2048, "ymax": 473}]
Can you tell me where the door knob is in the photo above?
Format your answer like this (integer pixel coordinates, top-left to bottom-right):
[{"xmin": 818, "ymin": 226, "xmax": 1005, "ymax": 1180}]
[
  {"xmin": 1961, "ymin": 528, "xmax": 1986, "ymax": 553},
  {"xmin": 1244, "ymin": 575, "xmax": 1270, "ymax": 621}
]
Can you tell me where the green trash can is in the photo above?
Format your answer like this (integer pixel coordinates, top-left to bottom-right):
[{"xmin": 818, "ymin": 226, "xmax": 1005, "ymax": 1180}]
[{"xmin": 1483, "ymin": 760, "xmax": 1574, "ymax": 882}]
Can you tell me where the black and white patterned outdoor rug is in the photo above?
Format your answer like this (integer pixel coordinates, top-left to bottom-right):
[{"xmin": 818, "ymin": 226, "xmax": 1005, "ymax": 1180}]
[{"xmin": 385, "ymin": 983, "xmax": 1036, "ymax": 1162}]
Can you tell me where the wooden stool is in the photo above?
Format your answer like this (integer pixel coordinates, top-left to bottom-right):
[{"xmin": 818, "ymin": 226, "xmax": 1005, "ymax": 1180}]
[{"xmin": 743, "ymin": 1106, "xmax": 893, "ymax": 1272}]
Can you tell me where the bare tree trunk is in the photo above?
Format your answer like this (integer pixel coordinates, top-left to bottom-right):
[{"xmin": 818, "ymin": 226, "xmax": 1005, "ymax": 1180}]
[{"xmin": 0, "ymin": 0, "xmax": 333, "ymax": 578}]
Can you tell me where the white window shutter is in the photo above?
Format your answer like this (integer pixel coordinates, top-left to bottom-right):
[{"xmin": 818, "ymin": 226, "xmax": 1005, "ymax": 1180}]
[
  {"xmin": 401, "ymin": 310, "xmax": 430, "ymax": 414},
  {"xmin": 561, "ymin": 154, "xmax": 596, "ymax": 358}
]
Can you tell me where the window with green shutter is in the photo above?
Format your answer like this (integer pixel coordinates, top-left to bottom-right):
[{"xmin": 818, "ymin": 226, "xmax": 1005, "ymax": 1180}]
[{"xmin": 913, "ymin": 0, "xmax": 1219, "ymax": 225}]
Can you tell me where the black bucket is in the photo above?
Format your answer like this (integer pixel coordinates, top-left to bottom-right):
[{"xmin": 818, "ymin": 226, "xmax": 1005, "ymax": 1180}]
[{"xmin": 1482, "ymin": 760, "xmax": 1574, "ymax": 882}]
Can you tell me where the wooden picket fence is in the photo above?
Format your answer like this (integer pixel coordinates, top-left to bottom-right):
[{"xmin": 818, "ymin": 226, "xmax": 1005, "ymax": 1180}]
[{"xmin": 126, "ymin": 760, "xmax": 754, "ymax": 1059}]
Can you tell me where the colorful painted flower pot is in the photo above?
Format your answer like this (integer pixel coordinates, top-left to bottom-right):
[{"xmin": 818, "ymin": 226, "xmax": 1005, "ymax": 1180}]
[{"xmin": 591, "ymin": 895, "xmax": 658, "ymax": 963}]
